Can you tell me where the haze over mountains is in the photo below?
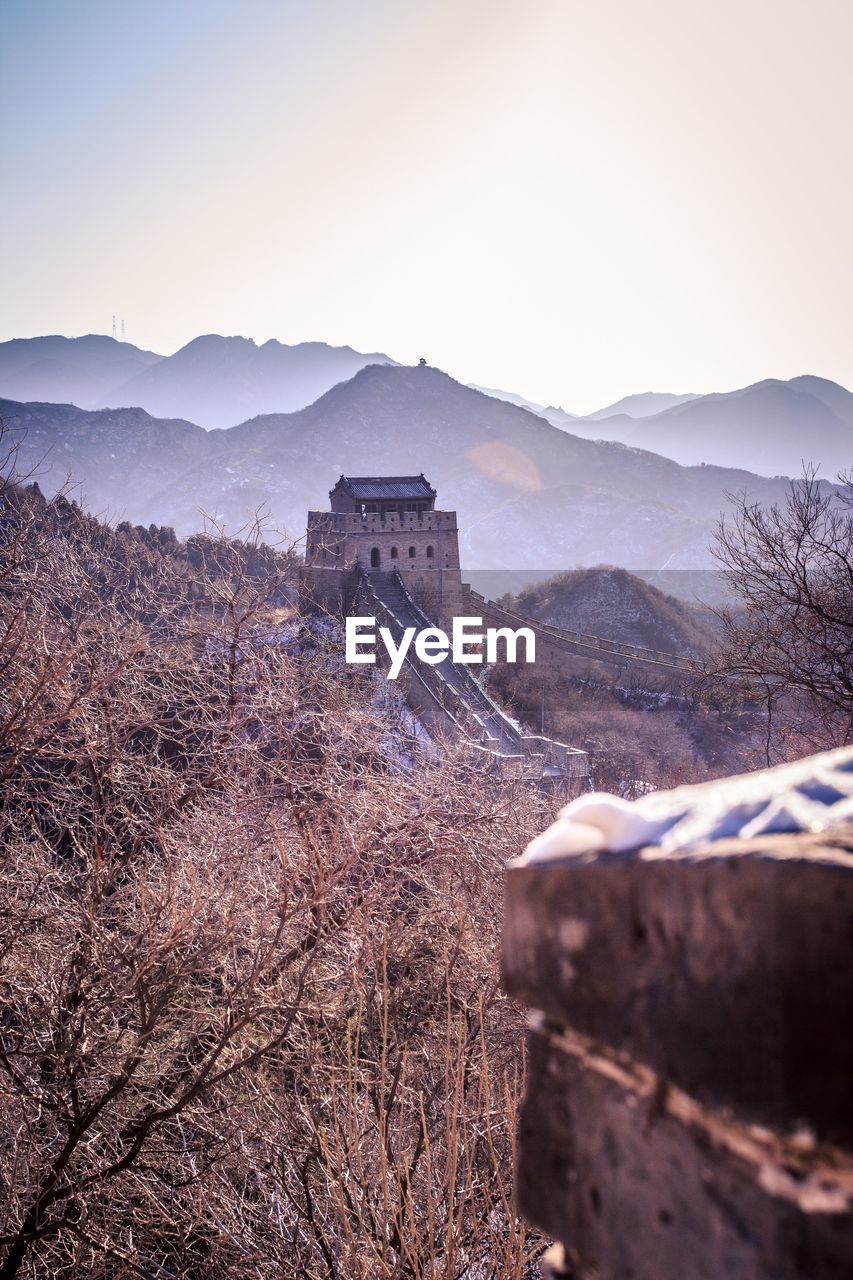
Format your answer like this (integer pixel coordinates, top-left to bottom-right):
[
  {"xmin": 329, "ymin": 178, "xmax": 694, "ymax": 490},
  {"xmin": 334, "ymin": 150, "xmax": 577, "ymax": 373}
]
[
  {"xmin": 0, "ymin": 335, "xmax": 161, "ymax": 408},
  {"xmin": 1, "ymin": 333, "xmax": 849, "ymax": 589},
  {"xmin": 2, "ymin": 334, "xmax": 850, "ymax": 479},
  {"xmin": 0, "ymin": 334, "xmax": 396, "ymax": 429},
  {"xmin": 554, "ymin": 377, "xmax": 853, "ymax": 479},
  {"xmin": 1, "ymin": 362, "xmax": 823, "ymax": 579},
  {"xmin": 482, "ymin": 377, "xmax": 853, "ymax": 479},
  {"xmin": 585, "ymin": 391, "xmax": 698, "ymax": 420}
]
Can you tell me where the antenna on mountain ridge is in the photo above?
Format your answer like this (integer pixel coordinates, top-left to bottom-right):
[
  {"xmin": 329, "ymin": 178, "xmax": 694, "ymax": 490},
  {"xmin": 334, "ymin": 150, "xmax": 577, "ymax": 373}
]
[
  {"xmin": 121, "ymin": 318, "xmax": 126, "ymax": 342},
  {"xmin": 111, "ymin": 315, "xmax": 116, "ymax": 340}
]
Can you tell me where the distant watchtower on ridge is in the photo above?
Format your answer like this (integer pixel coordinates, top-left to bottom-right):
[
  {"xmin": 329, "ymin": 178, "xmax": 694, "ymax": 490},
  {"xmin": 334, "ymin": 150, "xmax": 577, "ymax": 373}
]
[{"xmin": 305, "ymin": 474, "xmax": 463, "ymax": 623}]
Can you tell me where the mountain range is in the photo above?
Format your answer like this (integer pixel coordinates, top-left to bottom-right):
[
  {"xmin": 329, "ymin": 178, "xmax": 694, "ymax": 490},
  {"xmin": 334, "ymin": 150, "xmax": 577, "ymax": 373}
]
[
  {"xmin": 482, "ymin": 376, "xmax": 853, "ymax": 479},
  {"xmin": 0, "ymin": 334, "xmax": 396, "ymax": 430},
  {"xmin": 559, "ymin": 377, "xmax": 853, "ymax": 479},
  {"xmin": 2, "ymin": 334, "xmax": 850, "ymax": 479},
  {"xmin": 1, "ymin": 362, "xmax": 824, "ymax": 579},
  {"xmin": 585, "ymin": 391, "xmax": 698, "ymax": 420}
]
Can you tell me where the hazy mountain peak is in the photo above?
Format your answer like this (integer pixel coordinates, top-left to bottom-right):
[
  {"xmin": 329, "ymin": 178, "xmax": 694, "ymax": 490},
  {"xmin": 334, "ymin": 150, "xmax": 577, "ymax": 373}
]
[
  {"xmin": 467, "ymin": 382, "xmax": 563, "ymax": 418},
  {"xmin": 587, "ymin": 391, "xmax": 698, "ymax": 421},
  {"xmin": 787, "ymin": 374, "xmax": 853, "ymax": 428},
  {"xmin": 790, "ymin": 374, "xmax": 849, "ymax": 394},
  {"xmin": 561, "ymin": 373, "xmax": 853, "ymax": 478},
  {"xmin": 0, "ymin": 333, "xmax": 399, "ymax": 429},
  {"xmin": 171, "ymin": 333, "xmax": 259, "ymax": 358},
  {"xmin": 0, "ymin": 332, "xmax": 162, "ymax": 360},
  {"xmin": 312, "ymin": 360, "xmax": 560, "ymax": 425},
  {"xmin": 0, "ymin": 334, "xmax": 163, "ymax": 410}
]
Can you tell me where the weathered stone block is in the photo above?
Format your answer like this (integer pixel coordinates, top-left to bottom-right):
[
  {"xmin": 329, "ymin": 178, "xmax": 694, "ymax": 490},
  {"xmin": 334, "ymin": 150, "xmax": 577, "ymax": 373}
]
[
  {"xmin": 518, "ymin": 1025, "xmax": 853, "ymax": 1280},
  {"xmin": 503, "ymin": 832, "xmax": 853, "ymax": 1143}
]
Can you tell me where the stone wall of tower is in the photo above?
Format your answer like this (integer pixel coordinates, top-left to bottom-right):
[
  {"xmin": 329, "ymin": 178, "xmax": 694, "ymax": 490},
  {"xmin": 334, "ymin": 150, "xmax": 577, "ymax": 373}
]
[{"xmin": 305, "ymin": 507, "xmax": 464, "ymax": 624}]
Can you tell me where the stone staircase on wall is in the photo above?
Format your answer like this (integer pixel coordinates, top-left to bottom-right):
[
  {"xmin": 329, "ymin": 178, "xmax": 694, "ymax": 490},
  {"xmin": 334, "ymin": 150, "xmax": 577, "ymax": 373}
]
[{"xmin": 360, "ymin": 569, "xmax": 588, "ymax": 787}]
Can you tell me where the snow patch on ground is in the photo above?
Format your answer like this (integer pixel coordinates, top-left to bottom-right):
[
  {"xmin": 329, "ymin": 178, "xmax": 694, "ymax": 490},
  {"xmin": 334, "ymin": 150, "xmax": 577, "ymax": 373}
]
[{"xmin": 255, "ymin": 612, "xmax": 434, "ymax": 773}]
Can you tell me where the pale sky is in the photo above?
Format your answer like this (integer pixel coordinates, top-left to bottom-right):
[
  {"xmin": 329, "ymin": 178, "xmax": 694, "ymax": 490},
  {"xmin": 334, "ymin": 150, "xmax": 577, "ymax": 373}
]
[{"xmin": 1, "ymin": 0, "xmax": 851, "ymax": 412}]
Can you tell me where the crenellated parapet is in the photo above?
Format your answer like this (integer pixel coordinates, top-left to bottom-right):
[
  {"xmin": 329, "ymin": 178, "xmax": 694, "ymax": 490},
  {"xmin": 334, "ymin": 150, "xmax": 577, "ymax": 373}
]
[{"xmin": 306, "ymin": 474, "xmax": 464, "ymax": 624}]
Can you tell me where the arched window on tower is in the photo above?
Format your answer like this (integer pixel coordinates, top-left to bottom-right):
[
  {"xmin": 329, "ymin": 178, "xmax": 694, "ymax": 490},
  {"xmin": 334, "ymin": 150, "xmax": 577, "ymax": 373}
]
[
  {"xmin": 370, "ymin": 547, "xmax": 380, "ymax": 569},
  {"xmin": 390, "ymin": 546, "xmax": 398, "ymax": 559},
  {"xmin": 408, "ymin": 546, "xmax": 416, "ymax": 560},
  {"xmin": 426, "ymin": 545, "xmax": 434, "ymax": 560}
]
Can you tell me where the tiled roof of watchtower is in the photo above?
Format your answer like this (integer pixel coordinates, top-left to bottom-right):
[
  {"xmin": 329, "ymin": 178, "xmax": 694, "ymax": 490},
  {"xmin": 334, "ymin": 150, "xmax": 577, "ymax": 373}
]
[{"xmin": 330, "ymin": 475, "xmax": 436, "ymax": 502}]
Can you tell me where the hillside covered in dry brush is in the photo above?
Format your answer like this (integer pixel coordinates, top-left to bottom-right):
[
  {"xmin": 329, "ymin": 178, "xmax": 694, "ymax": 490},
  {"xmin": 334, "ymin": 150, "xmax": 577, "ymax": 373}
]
[{"xmin": 0, "ymin": 477, "xmax": 552, "ymax": 1279}]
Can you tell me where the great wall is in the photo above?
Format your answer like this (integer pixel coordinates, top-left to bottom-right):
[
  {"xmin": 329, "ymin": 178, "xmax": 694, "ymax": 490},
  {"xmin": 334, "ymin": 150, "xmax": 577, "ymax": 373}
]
[
  {"xmin": 304, "ymin": 478, "xmax": 853, "ymax": 1279},
  {"xmin": 358, "ymin": 567, "xmax": 589, "ymax": 785},
  {"xmin": 504, "ymin": 753, "xmax": 853, "ymax": 1279},
  {"xmin": 306, "ymin": 474, "xmax": 696, "ymax": 789},
  {"xmin": 461, "ymin": 586, "xmax": 695, "ymax": 675}
]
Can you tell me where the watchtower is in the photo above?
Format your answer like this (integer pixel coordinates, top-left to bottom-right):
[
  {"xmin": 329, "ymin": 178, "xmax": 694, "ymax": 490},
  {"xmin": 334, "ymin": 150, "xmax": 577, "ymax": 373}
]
[{"xmin": 306, "ymin": 474, "xmax": 464, "ymax": 623}]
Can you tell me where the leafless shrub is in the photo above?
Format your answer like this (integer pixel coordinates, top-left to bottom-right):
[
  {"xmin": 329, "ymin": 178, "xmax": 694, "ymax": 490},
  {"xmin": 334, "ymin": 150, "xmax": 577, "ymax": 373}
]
[
  {"xmin": 0, "ymin": 482, "xmax": 547, "ymax": 1278},
  {"xmin": 488, "ymin": 659, "xmax": 738, "ymax": 795},
  {"xmin": 707, "ymin": 468, "xmax": 853, "ymax": 759}
]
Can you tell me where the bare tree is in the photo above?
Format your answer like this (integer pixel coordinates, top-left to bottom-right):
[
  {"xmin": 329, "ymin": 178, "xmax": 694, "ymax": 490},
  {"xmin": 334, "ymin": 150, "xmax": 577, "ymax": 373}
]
[
  {"xmin": 0, "ymin": 485, "xmax": 337, "ymax": 1275},
  {"xmin": 708, "ymin": 468, "xmax": 853, "ymax": 758},
  {"xmin": 0, "ymin": 481, "xmax": 548, "ymax": 1278}
]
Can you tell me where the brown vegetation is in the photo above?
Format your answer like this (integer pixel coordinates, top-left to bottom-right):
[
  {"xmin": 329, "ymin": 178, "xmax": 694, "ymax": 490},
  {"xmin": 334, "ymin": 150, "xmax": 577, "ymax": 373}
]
[
  {"xmin": 491, "ymin": 470, "xmax": 853, "ymax": 791},
  {"xmin": 707, "ymin": 469, "xmax": 853, "ymax": 760},
  {"xmin": 0, "ymin": 476, "xmax": 550, "ymax": 1278},
  {"xmin": 487, "ymin": 657, "xmax": 754, "ymax": 796}
]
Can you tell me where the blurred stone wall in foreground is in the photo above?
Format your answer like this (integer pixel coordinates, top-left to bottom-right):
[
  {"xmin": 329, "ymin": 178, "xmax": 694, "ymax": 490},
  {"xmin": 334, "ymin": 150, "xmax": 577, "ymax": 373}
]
[{"xmin": 503, "ymin": 826, "xmax": 853, "ymax": 1279}]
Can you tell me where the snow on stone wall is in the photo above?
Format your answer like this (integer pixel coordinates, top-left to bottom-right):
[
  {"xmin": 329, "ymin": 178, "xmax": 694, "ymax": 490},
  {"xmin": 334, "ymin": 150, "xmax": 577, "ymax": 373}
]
[{"xmin": 521, "ymin": 746, "xmax": 853, "ymax": 863}]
